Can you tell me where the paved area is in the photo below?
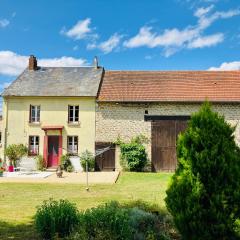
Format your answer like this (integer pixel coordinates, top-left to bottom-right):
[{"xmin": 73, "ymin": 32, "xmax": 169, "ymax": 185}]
[{"xmin": 0, "ymin": 171, "xmax": 120, "ymax": 184}]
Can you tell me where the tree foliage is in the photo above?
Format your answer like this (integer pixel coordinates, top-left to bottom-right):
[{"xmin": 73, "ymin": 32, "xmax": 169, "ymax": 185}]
[
  {"xmin": 80, "ymin": 150, "xmax": 95, "ymax": 171},
  {"xmin": 119, "ymin": 135, "xmax": 149, "ymax": 172},
  {"xmin": 165, "ymin": 102, "xmax": 240, "ymax": 239},
  {"xmin": 5, "ymin": 144, "xmax": 28, "ymax": 167}
]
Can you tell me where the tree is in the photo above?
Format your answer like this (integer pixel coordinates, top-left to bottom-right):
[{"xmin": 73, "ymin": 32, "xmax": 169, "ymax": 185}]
[
  {"xmin": 5, "ymin": 144, "xmax": 28, "ymax": 167},
  {"xmin": 165, "ymin": 102, "xmax": 240, "ymax": 239}
]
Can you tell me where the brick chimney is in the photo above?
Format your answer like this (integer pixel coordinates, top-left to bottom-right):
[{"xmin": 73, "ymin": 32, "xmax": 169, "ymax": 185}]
[{"xmin": 29, "ymin": 55, "xmax": 38, "ymax": 70}]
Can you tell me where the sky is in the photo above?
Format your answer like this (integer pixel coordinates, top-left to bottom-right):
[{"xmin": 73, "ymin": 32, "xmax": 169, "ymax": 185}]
[{"xmin": 0, "ymin": 0, "xmax": 240, "ymax": 94}]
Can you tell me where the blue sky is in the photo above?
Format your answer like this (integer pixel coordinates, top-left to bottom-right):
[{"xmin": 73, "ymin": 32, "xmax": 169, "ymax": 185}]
[{"xmin": 0, "ymin": 0, "xmax": 240, "ymax": 90}]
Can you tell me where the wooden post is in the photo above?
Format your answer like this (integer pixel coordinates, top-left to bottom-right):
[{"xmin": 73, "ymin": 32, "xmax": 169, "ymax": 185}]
[
  {"xmin": 59, "ymin": 129, "xmax": 63, "ymax": 165},
  {"xmin": 43, "ymin": 131, "xmax": 48, "ymax": 167}
]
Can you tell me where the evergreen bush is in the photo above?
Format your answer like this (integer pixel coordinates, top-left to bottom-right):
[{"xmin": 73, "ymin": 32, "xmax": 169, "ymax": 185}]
[
  {"xmin": 60, "ymin": 154, "xmax": 73, "ymax": 172},
  {"xmin": 119, "ymin": 135, "xmax": 148, "ymax": 172},
  {"xmin": 165, "ymin": 102, "xmax": 240, "ymax": 239},
  {"xmin": 35, "ymin": 199, "xmax": 79, "ymax": 240},
  {"xmin": 69, "ymin": 201, "xmax": 171, "ymax": 240}
]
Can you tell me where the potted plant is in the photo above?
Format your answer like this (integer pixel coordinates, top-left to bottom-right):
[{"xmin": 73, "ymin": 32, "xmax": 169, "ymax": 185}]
[
  {"xmin": 5, "ymin": 144, "xmax": 28, "ymax": 172},
  {"xmin": 0, "ymin": 159, "xmax": 5, "ymax": 177}
]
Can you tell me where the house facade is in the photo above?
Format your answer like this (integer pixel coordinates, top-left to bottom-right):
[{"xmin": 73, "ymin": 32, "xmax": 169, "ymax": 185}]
[
  {"xmin": 2, "ymin": 56, "xmax": 240, "ymax": 172},
  {"xmin": 1, "ymin": 56, "xmax": 103, "ymax": 168}
]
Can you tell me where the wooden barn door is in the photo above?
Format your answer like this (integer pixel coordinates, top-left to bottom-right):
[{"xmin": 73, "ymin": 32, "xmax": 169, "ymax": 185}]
[
  {"xmin": 95, "ymin": 142, "xmax": 115, "ymax": 171},
  {"xmin": 152, "ymin": 120, "xmax": 188, "ymax": 172}
]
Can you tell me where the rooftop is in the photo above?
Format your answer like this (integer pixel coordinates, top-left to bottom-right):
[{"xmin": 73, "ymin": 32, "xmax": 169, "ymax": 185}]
[
  {"xmin": 98, "ymin": 70, "xmax": 240, "ymax": 102},
  {"xmin": 2, "ymin": 66, "xmax": 103, "ymax": 97}
]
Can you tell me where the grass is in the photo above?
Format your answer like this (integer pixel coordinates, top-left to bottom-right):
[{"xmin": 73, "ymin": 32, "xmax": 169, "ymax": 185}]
[{"xmin": 0, "ymin": 172, "xmax": 172, "ymax": 239}]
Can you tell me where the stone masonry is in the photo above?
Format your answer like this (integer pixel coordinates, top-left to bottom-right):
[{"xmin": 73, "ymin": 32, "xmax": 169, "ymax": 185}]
[{"xmin": 96, "ymin": 102, "xmax": 240, "ymax": 164}]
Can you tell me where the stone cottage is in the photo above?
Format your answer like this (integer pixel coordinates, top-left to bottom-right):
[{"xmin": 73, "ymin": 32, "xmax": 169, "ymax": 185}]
[
  {"xmin": 1, "ymin": 55, "xmax": 240, "ymax": 172},
  {"xmin": 96, "ymin": 70, "xmax": 240, "ymax": 171}
]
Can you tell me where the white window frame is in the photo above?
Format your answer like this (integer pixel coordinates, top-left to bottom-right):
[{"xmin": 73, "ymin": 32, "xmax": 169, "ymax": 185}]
[
  {"xmin": 68, "ymin": 105, "xmax": 79, "ymax": 123},
  {"xmin": 29, "ymin": 136, "xmax": 39, "ymax": 155},
  {"xmin": 67, "ymin": 136, "xmax": 78, "ymax": 155},
  {"xmin": 30, "ymin": 105, "xmax": 40, "ymax": 123}
]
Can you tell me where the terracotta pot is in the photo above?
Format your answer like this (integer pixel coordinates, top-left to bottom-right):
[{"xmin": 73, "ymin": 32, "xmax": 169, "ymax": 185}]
[{"xmin": 8, "ymin": 165, "xmax": 14, "ymax": 172}]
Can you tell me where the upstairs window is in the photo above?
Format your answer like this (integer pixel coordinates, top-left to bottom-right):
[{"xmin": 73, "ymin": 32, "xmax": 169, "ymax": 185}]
[
  {"xmin": 68, "ymin": 105, "xmax": 79, "ymax": 123},
  {"xmin": 30, "ymin": 105, "xmax": 40, "ymax": 123},
  {"xmin": 67, "ymin": 136, "xmax": 78, "ymax": 155},
  {"xmin": 29, "ymin": 136, "xmax": 39, "ymax": 155}
]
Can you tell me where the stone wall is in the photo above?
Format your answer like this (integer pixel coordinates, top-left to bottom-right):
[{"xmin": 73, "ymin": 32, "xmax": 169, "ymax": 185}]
[{"xmin": 96, "ymin": 102, "xmax": 240, "ymax": 165}]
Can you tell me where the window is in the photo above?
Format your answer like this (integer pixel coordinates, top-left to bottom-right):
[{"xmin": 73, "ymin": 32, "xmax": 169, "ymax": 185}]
[
  {"xmin": 30, "ymin": 105, "xmax": 40, "ymax": 123},
  {"xmin": 68, "ymin": 105, "xmax": 79, "ymax": 123},
  {"xmin": 0, "ymin": 131, "xmax": 2, "ymax": 144},
  {"xmin": 67, "ymin": 136, "xmax": 78, "ymax": 154},
  {"xmin": 29, "ymin": 136, "xmax": 39, "ymax": 155}
]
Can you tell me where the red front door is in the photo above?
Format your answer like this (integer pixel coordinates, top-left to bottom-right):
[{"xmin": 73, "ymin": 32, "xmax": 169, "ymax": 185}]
[{"xmin": 48, "ymin": 136, "xmax": 59, "ymax": 167}]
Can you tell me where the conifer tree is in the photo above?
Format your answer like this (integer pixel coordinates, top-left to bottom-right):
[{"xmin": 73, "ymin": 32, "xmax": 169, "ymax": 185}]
[{"xmin": 165, "ymin": 102, "xmax": 240, "ymax": 239}]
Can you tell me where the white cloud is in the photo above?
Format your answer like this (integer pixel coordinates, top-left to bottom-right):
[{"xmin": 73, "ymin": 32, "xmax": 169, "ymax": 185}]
[
  {"xmin": 0, "ymin": 19, "xmax": 9, "ymax": 28},
  {"xmin": 187, "ymin": 33, "xmax": 224, "ymax": 48},
  {"xmin": 123, "ymin": 6, "xmax": 240, "ymax": 56},
  {"xmin": 61, "ymin": 18, "xmax": 97, "ymax": 40},
  {"xmin": 197, "ymin": 7, "xmax": 240, "ymax": 30},
  {"xmin": 88, "ymin": 33, "xmax": 123, "ymax": 54},
  {"xmin": 124, "ymin": 26, "xmax": 199, "ymax": 49},
  {"xmin": 39, "ymin": 57, "xmax": 86, "ymax": 67},
  {"xmin": 0, "ymin": 51, "xmax": 87, "ymax": 76},
  {"xmin": 194, "ymin": 5, "xmax": 214, "ymax": 18},
  {"xmin": 209, "ymin": 61, "xmax": 240, "ymax": 70}
]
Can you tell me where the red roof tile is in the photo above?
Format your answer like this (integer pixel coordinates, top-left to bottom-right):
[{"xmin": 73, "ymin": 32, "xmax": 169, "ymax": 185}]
[{"xmin": 98, "ymin": 70, "xmax": 240, "ymax": 102}]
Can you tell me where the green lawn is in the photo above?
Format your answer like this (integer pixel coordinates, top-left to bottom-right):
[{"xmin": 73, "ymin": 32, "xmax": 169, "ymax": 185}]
[{"xmin": 0, "ymin": 172, "xmax": 172, "ymax": 239}]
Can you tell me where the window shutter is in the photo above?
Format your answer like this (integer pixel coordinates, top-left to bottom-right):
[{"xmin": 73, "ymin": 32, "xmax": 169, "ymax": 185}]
[
  {"xmin": 29, "ymin": 105, "xmax": 32, "ymax": 122},
  {"xmin": 68, "ymin": 105, "xmax": 70, "ymax": 123}
]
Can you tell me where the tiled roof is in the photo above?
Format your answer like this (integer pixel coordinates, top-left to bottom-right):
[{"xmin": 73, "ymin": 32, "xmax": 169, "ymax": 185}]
[
  {"xmin": 2, "ymin": 67, "xmax": 103, "ymax": 97},
  {"xmin": 98, "ymin": 70, "xmax": 240, "ymax": 102}
]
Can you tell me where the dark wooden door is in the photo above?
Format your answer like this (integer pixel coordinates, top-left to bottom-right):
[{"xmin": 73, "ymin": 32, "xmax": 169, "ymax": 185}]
[
  {"xmin": 48, "ymin": 136, "xmax": 59, "ymax": 167},
  {"xmin": 95, "ymin": 142, "xmax": 115, "ymax": 171},
  {"xmin": 152, "ymin": 120, "xmax": 188, "ymax": 172}
]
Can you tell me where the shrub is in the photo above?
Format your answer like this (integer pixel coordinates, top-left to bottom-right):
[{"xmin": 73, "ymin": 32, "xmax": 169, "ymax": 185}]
[
  {"xmin": 129, "ymin": 208, "xmax": 170, "ymax": 240},
  {"xmin": 119, "ymin": 135, "xmax": 148, "ymax": 172},
  {"xmin": 72, "ymin": 201, "xmax": 131, "ymax": 240},
  {"xmin": 5, "ymin": 144, "xmax": 28, "ymax": 167},
  {"xmin": 60, "ymin": 154, "xmax": 73, "ymax": 172},
  {"xmin": 165, "ymin": 102, "xmax": 240, "ymax": 239},
  {"xmin": 35, "ymin": 199, "xmax": 79, "ymax": 240},
  {"xmin": 121, "ymin": 200, "xmax": 168, "ymax": 217},
  {"xmin": 69, "ymin": 201, "xmax": 172, "ymax": 240},
  {"xmin": 35, "ymin": 155, "xmax": 46, "ymax": 171},
  {"xmin": 80, "ymin": 150, "xmax": 95, "ymax": 171}
]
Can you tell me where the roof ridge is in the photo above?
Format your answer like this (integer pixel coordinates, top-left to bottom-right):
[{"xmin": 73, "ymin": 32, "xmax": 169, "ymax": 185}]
[{"xmin": 105, "ymin": 70, "xmax": 240, "ymax": 72}]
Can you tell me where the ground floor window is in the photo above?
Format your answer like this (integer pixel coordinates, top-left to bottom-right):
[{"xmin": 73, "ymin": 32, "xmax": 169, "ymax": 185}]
[
  {"xmin": 67, "ymin": 136, "xmax": 78, "ymax": 155},
  {"xmin": 29, "ymin": 136, "xmax": 39, "ymax": 155}
]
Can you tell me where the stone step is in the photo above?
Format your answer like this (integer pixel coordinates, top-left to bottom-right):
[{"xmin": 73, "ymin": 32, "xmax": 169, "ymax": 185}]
[{"xmin": 46, "ymin": 167, "xmax": 57, "ymax": 172}]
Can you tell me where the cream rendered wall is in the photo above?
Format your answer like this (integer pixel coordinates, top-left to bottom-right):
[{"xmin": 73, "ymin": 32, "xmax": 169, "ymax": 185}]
[{"xmin": 2, "ymin": 96, "xmax": 96, "ymax": 159}]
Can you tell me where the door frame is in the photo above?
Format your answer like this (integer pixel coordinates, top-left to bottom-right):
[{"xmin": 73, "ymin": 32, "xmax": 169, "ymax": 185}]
[
  {"xmin": 47, "ymin": 135, "xmax": 60, "ymax": 167},
  {"xmin": 42, "ymin": 126, "xmax": 63, "ymax": 168}
]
